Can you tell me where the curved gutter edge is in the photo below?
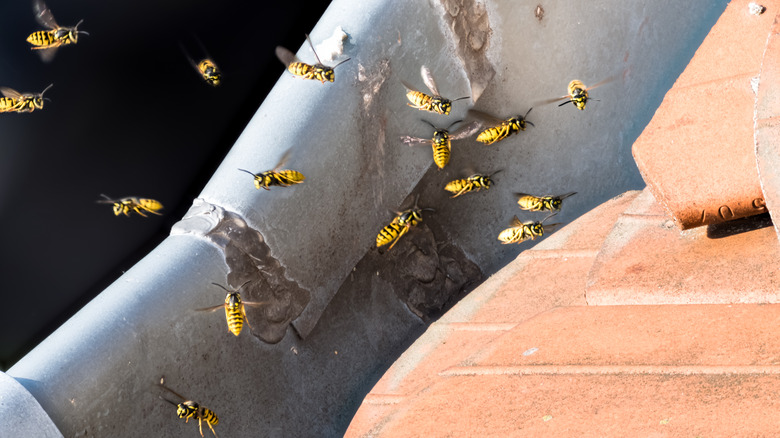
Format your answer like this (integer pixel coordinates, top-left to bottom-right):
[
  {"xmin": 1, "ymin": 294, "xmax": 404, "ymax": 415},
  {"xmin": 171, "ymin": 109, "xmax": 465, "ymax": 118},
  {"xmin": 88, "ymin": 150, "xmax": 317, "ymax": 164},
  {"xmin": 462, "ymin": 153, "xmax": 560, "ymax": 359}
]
[{"xmin": 0, "ymin": 372, "xmax": 63, "ymax": 438}]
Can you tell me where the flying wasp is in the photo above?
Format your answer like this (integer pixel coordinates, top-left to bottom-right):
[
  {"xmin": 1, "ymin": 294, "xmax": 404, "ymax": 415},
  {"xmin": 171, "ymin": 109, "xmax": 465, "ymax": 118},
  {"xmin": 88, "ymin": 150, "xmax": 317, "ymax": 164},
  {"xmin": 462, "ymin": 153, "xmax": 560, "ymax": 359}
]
[
  {"xmin": 97, "ymin": 194, "xmax": 163, "ymax": 217},
  {"xmin": 403, "ymin": 65, "xmax": 469, "ymax": 115},
  {"xmin": 515, "ymin": 192, "xmax": 576, "ymax": 212},
  {"xmin": 196, "ymin": 282, "xmax": 266, "ymax": 337},
  {"xmin": 444, "ymin": 170, "xmax": 501, "ymax": 198},
  {"xmin": 276, "ymin": 34, "xmax": 351, "ymax": 83},
  {"xmin": 400, "ymin": 120, "xmax": 480, "ymax": 170},
  {"xmin": 497, "ymin": 213, "xmax": 560, "ymax": 245},
  {"xmin": 181, "ymin": 39, "xmax": 221, "ymax": 86},
  {"xmin": 26, "ymin": 0, "xmax": 88, "ymax": 62},
  {"xmin": 238, "ymin": 148, "xmax": 305, "ymax": 190},
  {"xmin": 376, "ymin": 196, "xmax": 433, "ymax": 252},
  {"xmin": 0, "ymin": 84, "xmax": 52, "ymax": 113},
  {"xmin": 539, "ymin": 78, "xmax": 613, "ymax": 110},
  {"xmin": 469, "ymin": 108, "xmax": 534, "ymax": 145},
  {"xmin": 158, "ymin": 378, "xmax": 219, "ymax": 438}
]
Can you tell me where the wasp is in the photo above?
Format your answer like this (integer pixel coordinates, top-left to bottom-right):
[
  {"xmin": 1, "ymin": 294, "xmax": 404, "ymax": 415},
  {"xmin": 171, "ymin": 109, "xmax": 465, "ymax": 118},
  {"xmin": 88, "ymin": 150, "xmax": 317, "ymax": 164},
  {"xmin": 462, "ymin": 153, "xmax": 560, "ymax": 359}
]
[
  {"xmin": 276, "ymin": 34, "xmax": 350, "ymax": 83},
  {"xmin": 515, "ymin": 192, "xmax": 576, "ymax": 212},
  {"xmin": 497, "ymin": 213, "xmax": 560, "ymax": 245},
  {"xmin": 469, "ymin": 108, "xmax": 534, "ymax": 145},
  {"xmin": 444, "ymin": 170, "xmax": 501, "ymax": 198},
  {"xmin": 26, "ymin": 0, "xmax": 88, "ymax": 62},
  {"xmin": 540, "ymin": 78, "xmax": 613, "ymax": 110},
  {"xmin": 97, "ymin": 194, "xmax": 163, "ymax": 217},
  {"xmin": 0, "ymin": 84, "xmax": 52, "ymax": 113},
  {"xmin": 181, "ymin": 39, "xmax": 221, "ymax": 86},
  {"xmin": 400, "ymin": 120, "xmax": 480, "ymax": 169},
  {"xmin": 238, "ymin": 149, "xmax": 305, "ymax": 190},
  {"xmin": 403, "ymin": 65, "xmax": 469, "ymax": 115},
  {"xmin": 196, "ymin": 282, "xmax": 266, "ymax": 337},
  {"xmin": 376, "ymin": 196, "xmax": 433, "ymax": 252},
  {"xmin": 158, "ymin": 378, "xmax": 219, "ymax": 438}
]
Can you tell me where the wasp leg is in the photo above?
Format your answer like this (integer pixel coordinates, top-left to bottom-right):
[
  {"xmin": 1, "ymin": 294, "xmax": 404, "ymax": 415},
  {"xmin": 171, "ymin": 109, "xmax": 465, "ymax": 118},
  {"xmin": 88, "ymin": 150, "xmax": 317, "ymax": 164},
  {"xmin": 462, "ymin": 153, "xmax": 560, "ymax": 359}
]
[
  {"xmin": 387, "ymin": 224, "xmax": 410, "ymax": 251},
  {"xmin": 451, "ymin": 184, "xmax": 471, "ymax": 198}
]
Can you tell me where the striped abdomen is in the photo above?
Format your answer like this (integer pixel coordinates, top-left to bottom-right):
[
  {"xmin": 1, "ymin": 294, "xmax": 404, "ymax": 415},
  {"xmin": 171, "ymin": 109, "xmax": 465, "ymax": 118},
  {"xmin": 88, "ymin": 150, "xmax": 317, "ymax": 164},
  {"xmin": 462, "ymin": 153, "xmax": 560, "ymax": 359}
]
[
  {"xmin": 476, "ymin": 122, "xmax": 518, "ymax": 145},
  {"xmin": 498, "ymin": 227, "xmax": 532, "ymax": 244},
  {"xmin": 224, "ymin": 295, "xmax": 244, "ymax": 336},
  {"xmin": 27, "ymin": 31, "xmax": 58, "ymax": 48},
  {"xmin": 376, "ymin": 222, "xmax": 404, "ymax": 248},
  {"xmin": 516, "ymin": 195, "xmax": 545, "ymax": 211},
  {"xmin": 431, "ymin": 135, "xmax": 451, "ymax": 169},
  {"xmin": 0, "ymin": 98, "xmax": 19, "ymax": 112},
  {"xmin": 200, "ymin": 407, "xmax": 219, "ymax": 426},
  {"xmin": 267, "ymin": 170, "xmax": 305, "ymax": 188}
]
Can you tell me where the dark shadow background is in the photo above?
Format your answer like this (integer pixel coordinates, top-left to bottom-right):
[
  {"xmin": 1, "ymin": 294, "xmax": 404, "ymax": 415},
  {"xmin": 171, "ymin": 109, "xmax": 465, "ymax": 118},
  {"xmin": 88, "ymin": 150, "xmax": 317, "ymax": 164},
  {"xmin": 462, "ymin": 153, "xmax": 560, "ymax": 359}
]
[{"xmin": 0, "ymin": 0, "xmax": 331, "ymax": 370}]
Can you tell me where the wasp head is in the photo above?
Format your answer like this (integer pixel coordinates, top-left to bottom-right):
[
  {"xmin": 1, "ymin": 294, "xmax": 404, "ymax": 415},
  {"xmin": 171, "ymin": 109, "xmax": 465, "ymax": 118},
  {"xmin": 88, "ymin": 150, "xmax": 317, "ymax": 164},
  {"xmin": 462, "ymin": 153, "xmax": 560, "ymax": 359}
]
[
  {"xmin": 177, "ymin": 402, "xmax": 199, "ymax": 419},
  {"xmin": 531, "ymin": 222, "xmax": 544, "ymax": 236},
  {"xmin": 225, "ymin": 292, "xmax": 242, "ymax": 310},
  {"xmin": 550, "ymin": 198, "xmax": 562, "ymax": 210},
  {"xmin": 431, "ymin": 97, "xmax": 451, "ymax": 115},
  {"xmin": 571, "ymin": 89, "xmax": 588, "ymax": 110}
]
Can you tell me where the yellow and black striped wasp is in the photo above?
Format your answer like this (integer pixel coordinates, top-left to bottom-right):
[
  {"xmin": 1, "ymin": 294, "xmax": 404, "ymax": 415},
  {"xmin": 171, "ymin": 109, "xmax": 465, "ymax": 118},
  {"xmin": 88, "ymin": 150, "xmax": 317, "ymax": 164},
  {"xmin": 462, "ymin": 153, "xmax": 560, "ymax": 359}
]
[
  {"xmin": 444, "ymin": 170, "xmax": 501, "ymax": 198},
  {"xmin": 469, "ymin": 108, "xmax": 534, "ymax": 145},
  {"xmin": 26, "ymin": 0, "xmax": 88, "ymax": 62},
  {"xmin": 181, "ymin": 39, "xmax": 221, "ymax": 86},
  {"xmin": 238, "ymin": 148, "xmax": 305, "ymax": 190},
  {"xmin": 515, "ymin": 192, "xmax": 576, "ymax": 212},
  {"xmin": 400, "ymin": 120, "xmax": 480, "ymax": 170},
  {"xmin": 196, "ymin": 281, "xmax": 266, "ymax": 337},
  {"xmin": 539, "ymin": 78, "xmax": 613, "ymax": 110},
  {"xmin": 158, "ymin": 378, "xmax": 219, "ymax": 438},
  {"xmin": 0, "ymin": 84, "xmax": 52, "ymax": 113},
  {"xmin": 97, "ymin": 194, "xmax": 163, "ymax": 217},
  {"xmin": 497, "ymin": 213, "xmax": 560, "ymax": 245},
  {"xmin": 276, "ymin": 34, "xmax": 351, "ymax": 83},
  {"xmin": 403, "ymin": 65, "xmax": 469, "ymax": 115},
  {"xmin": 376, "ymin": 196, "xmax": 433, "ymax": 252}
]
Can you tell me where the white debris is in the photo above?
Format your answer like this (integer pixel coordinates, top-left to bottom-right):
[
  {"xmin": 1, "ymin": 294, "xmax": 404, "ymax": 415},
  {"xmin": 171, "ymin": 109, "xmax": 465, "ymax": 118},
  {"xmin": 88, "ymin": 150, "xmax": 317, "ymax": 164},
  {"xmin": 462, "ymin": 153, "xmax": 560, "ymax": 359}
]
[
  {"xmin": 751, "ymin": 75, "xmax": 760, "ymax": 95},
  {"xmin": 749, "ymin": 2, "xmax": 766, "ymax": 15},
  {"xmin": 314, "ymin": 26, "xmax": 349, "ymax": 62}
]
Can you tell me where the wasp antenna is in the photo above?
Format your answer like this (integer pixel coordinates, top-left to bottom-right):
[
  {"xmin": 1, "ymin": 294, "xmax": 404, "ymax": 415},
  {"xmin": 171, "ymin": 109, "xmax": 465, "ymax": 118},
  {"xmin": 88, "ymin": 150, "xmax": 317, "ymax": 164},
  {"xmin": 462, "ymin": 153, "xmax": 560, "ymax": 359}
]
[
  {"xmin": 524, "ymin": 107, "xmax": 533, "ymax": 117},
  {"xmin": 446, "ymin": 119, "xmax": 463, "ymax": 130},
  {"xmin": 40, "ymin": 83, "xmax": 53, "ymax": 95},
  {"xmin": 525, "ymin": 120, "xmax": 535, "ymax": 127},
  {"xmin": 237, "ymin": 168, "xmax": 257, "ymax": 177},
  {"xmin": 236, "ymin": 280, "xmax": 252, "ymax": 290},
  {"xmin": 332, "ymin": 57, "xmax": 351, "ymax": 68},
  {"xmin": 211, "ymin": 283, "xmax": 231, "ymax": 292},
  {"xmin": 422, "ymin": 207, "xmax": 436, "ymax": 212},
  {"xmin": 490, "ymin": 169, "xmax": 503, "ymax": 177},
  {"xmin": 541, "ymin": 212, "xmax": 559, "ymax": 223},
  {"xmin": 558, "ymin": 100, "xmax": 573, "ymax": 107},
  {"xmin": 420, "ymin": 119, "xmax": 436, "ymax": 129},
  {"xmin": 452, "ymin": 96, "xmax": 470, "ymax": 102},
  {"xmin": 158, "ymin": 395, "xmax": 178, "ymax": 407},
  {"xmin": 305, "ymin": 33, "xmax": 323, "ymax": 65}
]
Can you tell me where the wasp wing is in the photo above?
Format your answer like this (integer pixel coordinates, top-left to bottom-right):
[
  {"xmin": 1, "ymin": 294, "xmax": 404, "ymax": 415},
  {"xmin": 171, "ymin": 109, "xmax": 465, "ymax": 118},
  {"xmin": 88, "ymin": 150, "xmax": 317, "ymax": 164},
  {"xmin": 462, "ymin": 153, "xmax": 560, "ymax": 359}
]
[
  {"xmin": 36, "ymin": 47, "xmax": 58, "ymax": 63},
  {"xmin": 0, "ymin": 87, "xmax": 23, "ymax": 99},
  {"xmin": 272, "ymin": 148, "xmax": 292, "ymax": 171},
  {"xmin": 195, "ymin": 304, "xmax": 225, "ymax": 313},
  {"xmin": 467, "ymin": 109, "xmax": 508, "ymax": 129},
  {"xmin": 33, "ymin": 0, "xmax": 59, "ymax": 30},
  {"xmin": 401, "ymin": 80, "xmax": 423, "ymax": 94},
  {"xmin": 535, "ymin": 94, "xmax": 571, "ymax": 106},
  {"xmin": 510, "ymin": 215, "xmax": 524, "ymax": 228},
  {"xmin": 585, "ymin": 76, "xmax": 616, "ymax": 92},
  {"xmin": 242, "ymin": 300, "xmax": 267, "ymax": 308},
  {"xmin": 275, "ymin": 46, "xmax": 300, "ymax": 67},
  {"xmin": 400, "ymin": 135, "xmax": 433, "ymax": 146},
  {"xmin": 304, "ymin": 33, "xmax": 323, "ymax": 65},
  {"xmin": 420, "ymin": 65, "xmax": 440, "ymax": 96},
  {"xmin": 449, "ymin": 121, "xmax": 482, "ymax": 141}
]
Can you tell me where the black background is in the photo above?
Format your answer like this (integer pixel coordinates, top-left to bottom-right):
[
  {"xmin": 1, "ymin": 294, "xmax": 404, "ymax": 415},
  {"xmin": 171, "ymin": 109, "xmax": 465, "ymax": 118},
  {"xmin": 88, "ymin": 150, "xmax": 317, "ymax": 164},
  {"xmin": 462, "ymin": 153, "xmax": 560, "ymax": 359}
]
[{"xmin": 0, "ymin": 0, "xmax": 332, "ymax": 370}]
